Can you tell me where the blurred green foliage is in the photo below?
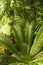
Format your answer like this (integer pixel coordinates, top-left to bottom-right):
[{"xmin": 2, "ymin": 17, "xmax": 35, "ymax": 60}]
[{"xmin": 0, "ymin": 0, "xmax": 43, "ymax": 65}]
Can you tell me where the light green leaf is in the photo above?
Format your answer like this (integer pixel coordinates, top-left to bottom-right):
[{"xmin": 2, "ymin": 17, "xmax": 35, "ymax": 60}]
[
  {"xmin": 25, "ymin": 22, "xmax": 36, "ymax": 55},
  {"xmin": 30, "ymin": 24, "xmax": 43, "ymax": 55},
  {"xmin": 33, "ymin": 51, "xmax": 43, "ymax": 59},
  {"xmin": 29, "ymin": 62, "xmax": 38, "ymax": 65},
  {"xmin": 0, "ymin": 33, "xmax": 17, "ymax": 53}
]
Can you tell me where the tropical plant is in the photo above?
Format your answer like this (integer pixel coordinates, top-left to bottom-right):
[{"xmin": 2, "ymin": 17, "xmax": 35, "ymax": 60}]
[
  {"xmin": 0, "ymin": 0, "xmax": 43, "ymax": 65},
  {"xmin": 0, "ymin": 21, "xmax": 43, "ymax": 65}
]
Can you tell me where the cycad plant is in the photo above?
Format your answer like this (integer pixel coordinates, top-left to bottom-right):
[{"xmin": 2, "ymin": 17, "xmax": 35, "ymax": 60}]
[
  {"xmin": 0, "ymin": 22, "xmax": 43, "ymax": 65},
  {"xmin": 0, "ymin": 0, "xmax": 43, "ymax": 65}
]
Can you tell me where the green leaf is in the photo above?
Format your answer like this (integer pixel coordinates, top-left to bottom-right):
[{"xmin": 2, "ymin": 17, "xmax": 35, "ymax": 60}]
[
  {"xmin": 33, "ymin": 51, "xmax": 43, "ymax": 61},
  {"xmin": 9, "ymin": 63, "xmax": 15, "ymax": 65},
  {"xmin": 12, "ymin": 24, "xmax": 23, "ymax": 49},
  {"xmin": 0, "ymin": 53, "xmax": 20, "ymax": 65},
  {"xmin": 11, "ymin": 53, "xmax": 21, "ymax": 61},
  {"xmin": 29, "ymin": 62, "xmax": 38, "ymax": 65},
  {"xmin": 25, "ymin": 22, "xmax": 36, "ymax": 55},
  {"xmin": 38, "ymin": 60, "xmax": 43, "ymax": 65},
  {"xmin": 0, "ymin": 33, "xmax": 17, "ymax": 53},
  {"xmin": 30, "ymin": 24, "xmax": 43, "ymax": 55}
]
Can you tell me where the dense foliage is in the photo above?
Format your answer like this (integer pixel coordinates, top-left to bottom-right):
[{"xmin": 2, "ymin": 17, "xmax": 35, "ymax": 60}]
[{"xmin": 0, "ymin": 0, "xmax": 43, "ymax": 65}]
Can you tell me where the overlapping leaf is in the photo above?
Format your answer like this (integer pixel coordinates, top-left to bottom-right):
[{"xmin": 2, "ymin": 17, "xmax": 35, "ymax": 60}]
[
  {"xmin": 12, "ymin": 24, "xmax": 23, "ymax": 49},
  {"xmin": 30, "ymin": 24, "xmax": 43, "ymax": 56},
  {"xmin": 0, "ymin": 33, "xmax": 17, "ymax": 53}
]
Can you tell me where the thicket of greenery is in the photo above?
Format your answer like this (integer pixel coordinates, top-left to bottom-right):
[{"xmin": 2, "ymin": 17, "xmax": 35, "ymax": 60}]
[{"xmin": 0, "ymin": 0, "xmax": 43, "ymax": 65}]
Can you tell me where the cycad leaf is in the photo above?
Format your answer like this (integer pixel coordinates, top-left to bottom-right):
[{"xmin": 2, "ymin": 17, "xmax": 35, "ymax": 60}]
[
  {"xmin": 25, "ymin": 22, "xmax": 35, "ymax": 55},
  {"xmin": 0, "ymin": 33, "xmax": 17, "ymax": 53},
  {"xmin": 32, "ymin": 57, "xmax": 43, "ymax": 62},
  {"xmin": 12, "ymin": 24, "xmax": 23, "ymax": 49},
  {"xmin": 0, "ymin": 53, "xmax": 20, "ymax": 65},
  {"xmin": 33, "ymin": 51, "xmax": 43, "ymax": 60},
  {"xmin": 30, "ymin": 24, "xmax": 43, "ymax": 55},
  {"xmin": 11, "ymin": 53, "xmax": 21, "ymax": 61},
  {"xmin": 31, "ymin": 52, "xmax": 43, "ymax": 62}
]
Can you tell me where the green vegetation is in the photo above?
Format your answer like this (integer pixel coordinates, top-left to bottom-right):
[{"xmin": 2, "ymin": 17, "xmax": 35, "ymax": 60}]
[{"xmin": 0, "ymin": 0, "xmax": 43, "ymax": 65}]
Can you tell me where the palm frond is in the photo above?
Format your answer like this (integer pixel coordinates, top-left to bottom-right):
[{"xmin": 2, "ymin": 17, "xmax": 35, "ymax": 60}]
[
  {"xmin": 12, "ymin": 24, "xmax": 23, "ymax": 49},
  {"xmin": 33, "ymin": 51, "xmax": 43, "ymax": 60},
  {"xmin": 0, "ymin": 33, "xmax": 17, "ymax": 53},
  {"xmin": 25, "ymin": 21, "xmax": 36, "ymax": 55},
  {"xmin": 0, "ymin": 53, "xmax": 21, "ymax": 65},
  {"xmin": 30, "ymin": 24, "xmax": 43, "ymax": 55}
]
